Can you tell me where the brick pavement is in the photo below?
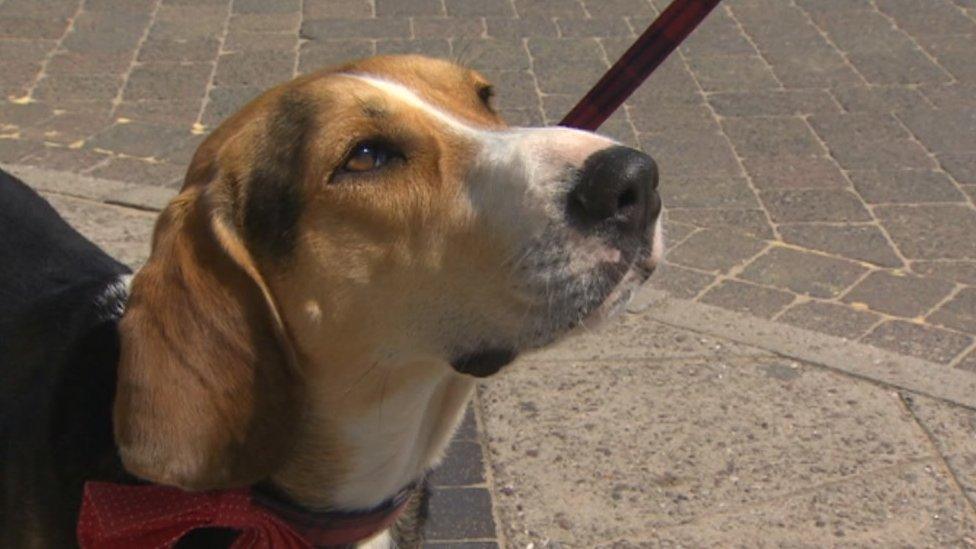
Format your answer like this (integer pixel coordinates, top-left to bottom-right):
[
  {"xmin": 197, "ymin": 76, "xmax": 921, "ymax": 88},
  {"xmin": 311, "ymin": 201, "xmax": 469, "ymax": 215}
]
[{"xmin": 3, "ymin": 0, "xmax": 975, "ymax": 370}]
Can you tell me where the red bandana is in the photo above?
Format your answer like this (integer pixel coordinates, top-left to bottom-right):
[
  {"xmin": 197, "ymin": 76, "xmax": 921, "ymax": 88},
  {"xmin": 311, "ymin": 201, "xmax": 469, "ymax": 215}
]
[{"xmin": 77, "ymin": 481, "xmax": 409, "ymax": 548}]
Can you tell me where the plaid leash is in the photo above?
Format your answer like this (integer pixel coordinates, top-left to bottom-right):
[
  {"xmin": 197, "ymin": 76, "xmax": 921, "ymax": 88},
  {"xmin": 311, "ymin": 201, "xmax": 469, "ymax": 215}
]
[{"xmin": 560, "ymin": 0, "xmax": 723, "ymax": 131}]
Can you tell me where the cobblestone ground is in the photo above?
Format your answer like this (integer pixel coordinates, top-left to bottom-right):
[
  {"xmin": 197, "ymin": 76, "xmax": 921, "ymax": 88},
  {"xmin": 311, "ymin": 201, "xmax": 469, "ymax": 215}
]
[{"xmin": 2, "ymin": 3, "xmax": 975, "ymax": 375}]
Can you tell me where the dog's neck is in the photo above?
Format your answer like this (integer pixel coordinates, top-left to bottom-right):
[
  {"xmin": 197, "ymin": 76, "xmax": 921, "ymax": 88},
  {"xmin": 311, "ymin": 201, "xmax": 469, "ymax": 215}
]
[{"xmin": 272, "ymin": 358, "xmax": 475, "ymax": 511}]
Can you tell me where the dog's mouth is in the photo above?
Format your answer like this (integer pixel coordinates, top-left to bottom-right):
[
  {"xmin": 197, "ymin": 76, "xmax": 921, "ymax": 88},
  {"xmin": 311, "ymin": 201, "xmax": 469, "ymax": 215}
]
[{"xmin": 450, "ymin": 348, "xmax": 518, "ymax": 378}]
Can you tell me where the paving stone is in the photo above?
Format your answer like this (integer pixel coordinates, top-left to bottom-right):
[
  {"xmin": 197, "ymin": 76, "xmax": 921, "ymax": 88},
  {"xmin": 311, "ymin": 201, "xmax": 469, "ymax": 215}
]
[
  {"xmin": 0, "ymin": 138, "xmax": 40, "ymax": 163},
  {"xmin": 831, "ymin": 85, "xmax": 930, "ymax": 113},
  {"xmin": 496, "ymin": 108, "xmax": 544, "ymax": 127},
  {"xmin": 445, "ymin": 0, "xmax": 515, "ymax": 17},
  {"xmin": 483, "ymin": 16, "xmax": 558, "ymax": 38},
  {"xmin": 912, "ymin": 260, "xmax": 976, "ymax": 286},
  {"xmin": 0, "ymin": 38, "xmax": 57, "ymax": 64},
  {"xmin": 0, "ymin": 15, "xmax": 70, "ymax": 39},
  {"xmin": 581, "ymin": 0, "xmax": 652, "ymax": 17},
  {"xmin": 665, "ymin": 208, "xmax": 775, "ymax": 240},
  {"xmin": 699, "ymin": 279, "xmax": 794, "ymax": 319},
  {"xmin": 375, "ymin": 0, "xmax": 443, "ymax": 17},
  {"xmin": 639, "ymin": 132, "xmax": 741, "ymax": 178},
  {"xmin": 454, "ymin": 39, "xmax": 530, "ymax": 70},
  {"xmin": 233, "ymin": 0, "xmax": 300, "ymax": 14},
  {"xmin": 299, "ymin": 41, "xmax": 374, "ymax": 73},
  {"xmin": 376, "ymin": 38, "xmax": 451, "ymax": 58},
  {"xmin": 707, "ymin": 90, "xmax": 839, "ymax": 117},
  {"xmin": 777, "ymin": 300, "xmax": 881, "ymax": 340},
  {"xmin": 938, "ymin": 153, "xmax": 976, "ymax": 184},
  {"xmin": 759, "ymin": 48, "xmax": 863, "ymax": 89},
  {"xmin": 794, "ymin": 0, "xmax": 874, "ymax": 11},
  {"xmin": 861, "ymin": 320, "xmax": 972, "ymax": 364},
  {"xmin": 202, "ymin": 86, "xmax": 262, "ymax": 126},
  {"xmin": 89, "ymin": 157, "xmax": 185, "ymax": 189},
  {"xmin": 527, "ymin": 38, "xmax": 606, "ymax": 94},
  {"xmin": 229, "ymin": 13, "xmax": 302, "ymax": 33},
  {"xmin": 849, "ymin": 170, "xmax": 965, "ymax": 204},
  {"xmin": 627, "ymin": 101, "xmax": 720, "ymax": 135},
  {"xmin": 0, "ymin": 102, "xmax": 55, "ymax": 128},
  {"xmin": 678, "ymin": 9, "xmax": 754, "ymax": 58},
  {"xmin": 921, "ymin": 83, "xmax": 976, "ymax": 109},
  {"xmin": 809, "ymin": 113, "xmax": 934, "ymax": 170},
  {"xmin": 224, "ymin": 32, "xmax": 299, "ymax": 53},
  {"xmin": 760, "ymin": 189, "xmax": 871, "ymax": 223},
  {"xmin": 666, "ymin": 229, "xmax": 766, "ymax": 274},
  {"xmin": 898, "ymin": 108, "xmax": 976, "ymax": 155},
  {"xmin": 624, "ymin": 56, "xmax": 702, "ymax": 104},
  {"xmin": 913, "ymin": 34, "xmax": 976, "ymax": 83},
  {"xmin": 686, "ymin": 54, "xmax": 779, "ymax": 92},
  {"xmin": 477, "ymin": 71, "xmax": 537, "ymax": 112},
  {"xmin": 150, "ymin": 7, "xmax": 226, "ymax": 40},
  {"xmin": 742, "ymin": 155, "xmax": 849, "ymax": 190},
  {"xmin": 88, "ymin": 121, "xmax": 187, "ymax": 159},
  {"xmin": 876, "ymin": 0, "xmax": 976, "ymax": 36},
  {"xmin": 425, "ymin": 487, "xmax": 496, "ymax": 540},
  {"xmin": 115, "ymin": 100, "xmax": 202, "ymax": 128},
  {"xmin": 137, "ymin": 36, "xmax": 221, "ymax": 63},
  {"xmin": 646, "ymin": 262, "xmax": 716, "ymax": 300},
  {"xmin": 928, "ymin": 288, "xmax": 976, "ymax": 334},
  {"xmin": 740, "ymin": 246, "xmax": 867, "ymax": 299},
  {"xmin": 957, "ymin": 349, "xmax": 976, "ymax": 372},
  {"xmin": 303, "ymin": 0, "xmax": 373, "ymax": 19},
  {"xmin": 842, "ymin": 271, "xmax": 956, "ymax": 318},
  {"xmin": 876, "ymin": 204, "xmax": 976, "ymax": 260},
  {"xmin": 808, "ymin": 8, "xmax": 916, "ymax": 54},
  {"xmin": 555, "ymin": 17, "xmax": 631, "ymax": 38},
  {"xmin": 45, "ymin": 51, "xmax": 132, "ymax": 76},
  {"xmin": 301, "ymin": 18, "xmax": 410, "ymax": 40},
  {"xmin": 778, "ymin": 224, "xmax": 903, "ymax": 268},
  {"xmin": 19, "ymin": 111, "xmax": 113, "ymax": 145},
  {"xmin": 214, "ymin": 51, "xmax": 295, "ymax": 88},
  {"xmin": 429, "ymin": 439, "xmax": 486, "ymax": 487},
  {"xmin": 17, "ymin": 145, "xmax": 107, "ymax": 172},
  {"xmin": 413, "ymin": 17, "xmax": 485, "ymax": 38},
  {"xmin": 33, "ymin": 74, "xmax": 122, "ymax": 104},
  {"xmin": 849, "ymin": 48, "xmax": 953, "ymax": 86},
  {"xmin": 513, "ymin": 0, "xmax": 585, "ymax": 17},
  {"xmin": 658, "ymin": 176, "xmax": 758, "ymax": 209},
  {"xmin": 425, "ymin": 543, "xmax": 498, "ymax": 549},
  {"xmin": 124, "ymin": 63, "xmax": 212, "ymax": 102},
  {"xmin": 722, "ymin": 116, "xmax": 825, "ymax": 159}
]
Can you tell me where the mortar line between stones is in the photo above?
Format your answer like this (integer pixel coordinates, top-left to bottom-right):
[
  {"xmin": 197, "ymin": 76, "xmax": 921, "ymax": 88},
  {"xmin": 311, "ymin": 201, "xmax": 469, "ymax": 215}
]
[
  {"xmin": 897, "ymin": 392, "xmax": 976, "ymax": 517},
  {"xmin": 725, "ymin": 4, "xmax": 785, "ymax": 91},
  {"xmin": 593, "ymin": 37, "xmax": 640, "ymax": 146},
  {"xmin": 23, "ymin": 0, "xmax": 85, "ymax": 101},
  {"xmin": 291, "ymin": 0, "xmax": 304, "ymax": 79},
  {"xmin": 193, "ymin": 0, "xmax": 235, "ymax": 131},
  {"xmin": 949, "ymin": 339, "xmax": 976, "ymax": 370},
  {"xmin": 869, "ymin": 0, "xmax": 958, "ymax": 85},
  {"xmin": 890, "ymin": 111, "xmax": 974, "ymax": 204},
  {"xmin": 687, "ymin": 241, "xmax": 774, "ymax": 302},
  {"xmin": 519, "ymin": 37, "xmax": 548, "ymax": 126},
  {"xmin": 577, "ymin": 0, "xmax": 591, "ymax": 19},
  {"xmin": 799, "ymin": 113, "xmax": 913, "ymax": 269},
  {"xmin": 507, "ymin": 0, "xmax": 519, "ymax": 19},
  {"xmin": 791, "ymin": 0, "xmax": 872, "ymax": 88},
  {"xmin": 470, "ymin": 388, "xmax": 507, "ymax": 547},
  {"xmin": 110, "ymin": 0, "xmax": 161, "ymax": 119},
  {"xmin": 675, "ymin": 46, "xmax": 782, "ymax": 247}
]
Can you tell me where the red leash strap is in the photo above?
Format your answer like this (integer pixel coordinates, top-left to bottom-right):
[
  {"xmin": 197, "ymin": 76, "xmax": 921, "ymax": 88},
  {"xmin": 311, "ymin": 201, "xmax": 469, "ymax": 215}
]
[{"xmin": 560, "ymin": 0, "xmax": 723, "ymax": 131}]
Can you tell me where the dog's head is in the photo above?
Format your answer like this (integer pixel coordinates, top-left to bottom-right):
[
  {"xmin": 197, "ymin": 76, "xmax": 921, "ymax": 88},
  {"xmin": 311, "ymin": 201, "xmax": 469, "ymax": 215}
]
[{"xmin": 115, "ymin": 55, "xmax": 662, "ymax": 495}]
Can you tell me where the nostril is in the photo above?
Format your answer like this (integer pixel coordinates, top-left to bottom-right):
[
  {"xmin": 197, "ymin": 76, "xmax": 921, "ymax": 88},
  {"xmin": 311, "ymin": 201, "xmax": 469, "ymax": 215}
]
[{"xmin": 617, "ymin": 186, "xmax": 637, "ymax": 211}]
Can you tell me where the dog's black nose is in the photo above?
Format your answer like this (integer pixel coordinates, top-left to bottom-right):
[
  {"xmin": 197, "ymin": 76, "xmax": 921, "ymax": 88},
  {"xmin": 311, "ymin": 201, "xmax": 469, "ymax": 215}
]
[{"xmin": 567, "ymin": 145, "xmax": 660, "ymax": 235}]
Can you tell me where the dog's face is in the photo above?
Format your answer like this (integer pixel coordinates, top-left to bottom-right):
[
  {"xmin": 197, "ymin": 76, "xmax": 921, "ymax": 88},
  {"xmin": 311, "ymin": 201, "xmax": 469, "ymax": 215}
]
[
  {"xmin": 115, "ymin": 55, "xmax": 661, "ymax": 497},
  {"xmin": 248, "ymin": 56, "xmax": 662, "ymax": 380}
]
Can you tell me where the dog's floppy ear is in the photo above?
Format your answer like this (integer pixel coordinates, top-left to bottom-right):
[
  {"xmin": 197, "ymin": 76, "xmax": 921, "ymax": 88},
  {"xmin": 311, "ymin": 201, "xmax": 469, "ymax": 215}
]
[{"xmin": 114, "ymin": 154, "xmax": 303, "ymax": 491}]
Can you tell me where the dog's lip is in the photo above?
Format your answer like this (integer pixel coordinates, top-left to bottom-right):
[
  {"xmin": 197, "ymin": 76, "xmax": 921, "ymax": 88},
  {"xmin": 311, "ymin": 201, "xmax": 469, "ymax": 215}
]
[{"xmin": 450, "ymin": 347, "xmax": 518, "ymax": 377}]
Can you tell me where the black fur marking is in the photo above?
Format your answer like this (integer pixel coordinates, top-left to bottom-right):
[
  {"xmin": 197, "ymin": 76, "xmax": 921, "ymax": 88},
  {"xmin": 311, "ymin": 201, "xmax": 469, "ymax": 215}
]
[{"xmin": 242, "ymin": 92, "xmax": 316, "ymax": 258}]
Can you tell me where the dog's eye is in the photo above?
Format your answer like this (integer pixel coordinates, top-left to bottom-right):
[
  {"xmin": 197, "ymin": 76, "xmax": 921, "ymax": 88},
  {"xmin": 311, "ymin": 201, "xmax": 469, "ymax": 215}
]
[
  {"xmin": 477, "ymin": 85, "xmax": 495, "ymax": 110},
  {"xmin": 342, "ymin": 143, "xmax": 391, "ymax": 173}
]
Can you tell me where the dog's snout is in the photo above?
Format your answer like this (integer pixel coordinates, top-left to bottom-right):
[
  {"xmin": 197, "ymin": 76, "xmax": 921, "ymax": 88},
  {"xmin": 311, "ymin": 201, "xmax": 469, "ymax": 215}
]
[{"xmin": 567, "ymin": 145, "xmax": 660, "ymax": 235}]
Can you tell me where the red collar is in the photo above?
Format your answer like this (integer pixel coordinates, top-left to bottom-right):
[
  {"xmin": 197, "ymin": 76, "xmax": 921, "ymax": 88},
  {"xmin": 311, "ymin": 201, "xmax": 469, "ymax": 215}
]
[{"xmin": 77, "ymin": 481, "xmax": 413, "ymax": 548}]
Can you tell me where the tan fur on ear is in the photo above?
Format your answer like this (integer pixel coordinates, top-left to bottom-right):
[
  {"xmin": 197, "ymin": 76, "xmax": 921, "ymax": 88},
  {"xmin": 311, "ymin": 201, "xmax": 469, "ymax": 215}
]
[{"xmin": 114, "ymin": 184, "xmax": 302, "ymax": 490}]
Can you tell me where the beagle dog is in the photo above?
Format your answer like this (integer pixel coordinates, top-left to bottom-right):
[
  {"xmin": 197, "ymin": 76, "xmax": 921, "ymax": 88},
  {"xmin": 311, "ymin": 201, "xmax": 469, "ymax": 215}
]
[{"xmin": 0, "ymin": 55, "xmax": 662, "ymax": 548}]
